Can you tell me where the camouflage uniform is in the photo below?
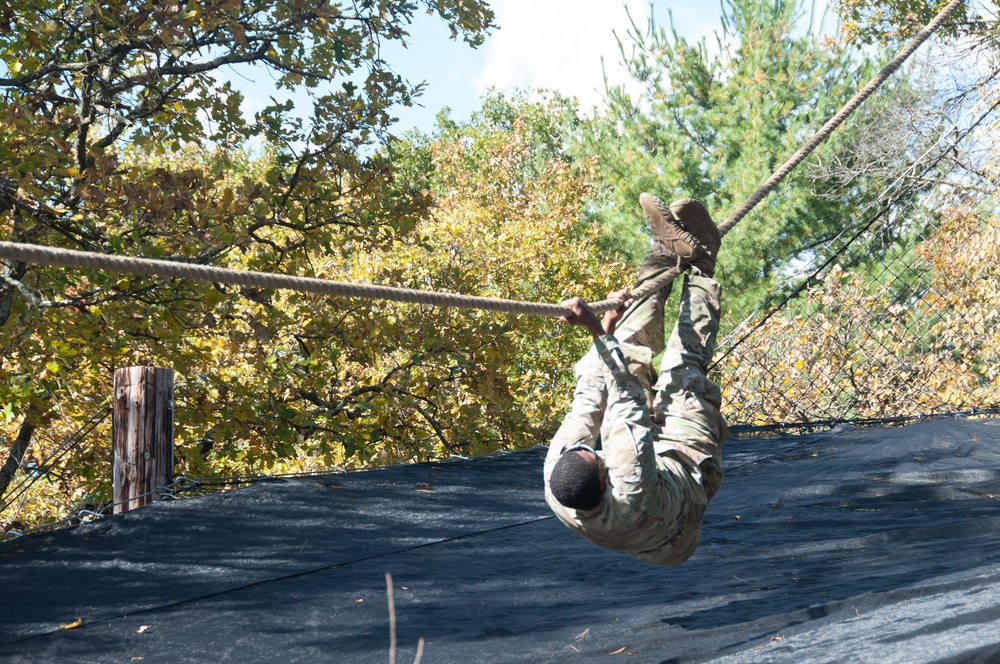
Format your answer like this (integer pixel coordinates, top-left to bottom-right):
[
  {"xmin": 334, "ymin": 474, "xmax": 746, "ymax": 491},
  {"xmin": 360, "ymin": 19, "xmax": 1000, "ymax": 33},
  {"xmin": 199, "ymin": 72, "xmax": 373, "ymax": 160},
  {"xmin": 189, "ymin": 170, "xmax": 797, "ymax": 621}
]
[{"xmin": 544, "ymin": 273, "xmax": 729, "ymax": 566}]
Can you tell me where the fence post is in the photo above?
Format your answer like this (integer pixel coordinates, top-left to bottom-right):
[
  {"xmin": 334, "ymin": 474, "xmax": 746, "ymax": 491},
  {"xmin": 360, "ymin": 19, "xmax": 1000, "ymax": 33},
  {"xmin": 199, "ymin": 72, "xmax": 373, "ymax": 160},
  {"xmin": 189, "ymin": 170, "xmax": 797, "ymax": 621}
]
[{"xmin": 112, "ymin": 366, "xmax": 174, "ymax": 514}]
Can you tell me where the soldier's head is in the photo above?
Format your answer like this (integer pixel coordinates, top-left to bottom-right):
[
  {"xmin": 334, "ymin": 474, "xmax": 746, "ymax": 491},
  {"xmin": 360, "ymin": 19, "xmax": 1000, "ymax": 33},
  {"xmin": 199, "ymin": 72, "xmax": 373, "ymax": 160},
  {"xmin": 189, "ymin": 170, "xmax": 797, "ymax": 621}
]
[{"xmin": 550, "ymin": 445, "xmax": 606, "ymax": 511}]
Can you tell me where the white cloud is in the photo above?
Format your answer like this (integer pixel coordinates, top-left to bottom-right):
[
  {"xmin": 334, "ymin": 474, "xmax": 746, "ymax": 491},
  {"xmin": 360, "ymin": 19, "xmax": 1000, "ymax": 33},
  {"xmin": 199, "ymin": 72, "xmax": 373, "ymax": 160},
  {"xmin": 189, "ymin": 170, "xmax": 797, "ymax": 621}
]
[
  {"xmin": 473, "ymin": 1, "xmax": 722, "ymax": 111},
  {"xmin": 474, "ymin": 0, "xmax": 646, "ymax": 109}
]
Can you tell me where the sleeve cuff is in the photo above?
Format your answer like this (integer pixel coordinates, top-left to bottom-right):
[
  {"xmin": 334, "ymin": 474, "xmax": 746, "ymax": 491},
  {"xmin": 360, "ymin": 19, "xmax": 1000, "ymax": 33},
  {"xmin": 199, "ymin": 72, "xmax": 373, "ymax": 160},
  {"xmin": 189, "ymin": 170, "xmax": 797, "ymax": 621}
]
[
  {"xmin": 593, "ymin": 334, "xmax": 632, "ymax": 379},
  {"xmin": 592, "ymin": 333, "xmax": 620, "ymax": 357}
]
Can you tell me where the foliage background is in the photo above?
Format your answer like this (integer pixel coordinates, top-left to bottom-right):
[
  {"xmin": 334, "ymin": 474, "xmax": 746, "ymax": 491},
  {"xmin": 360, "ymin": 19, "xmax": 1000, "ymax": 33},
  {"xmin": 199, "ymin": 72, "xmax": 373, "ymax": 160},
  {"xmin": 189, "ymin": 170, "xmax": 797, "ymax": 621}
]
[{"xmin": 3, "ymin": 0, "xmax": 1000, "ymax": 532}]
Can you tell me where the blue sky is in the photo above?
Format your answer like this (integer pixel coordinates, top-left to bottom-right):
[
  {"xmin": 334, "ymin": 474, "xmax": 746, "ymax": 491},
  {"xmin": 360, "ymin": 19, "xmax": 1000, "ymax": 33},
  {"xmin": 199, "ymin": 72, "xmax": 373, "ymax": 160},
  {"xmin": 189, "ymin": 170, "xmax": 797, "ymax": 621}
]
[{"xmin": 231, "ymin": 1, "xmax": 729, "ymax": 136}]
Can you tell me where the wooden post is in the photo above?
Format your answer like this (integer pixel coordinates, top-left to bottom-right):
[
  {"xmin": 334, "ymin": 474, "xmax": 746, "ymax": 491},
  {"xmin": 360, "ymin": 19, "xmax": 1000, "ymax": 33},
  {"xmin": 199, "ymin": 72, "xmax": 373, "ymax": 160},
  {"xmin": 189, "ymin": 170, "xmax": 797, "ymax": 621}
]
[{"xmin": 112, "ymin": 366, "xmax": 174, "ymax": 514}]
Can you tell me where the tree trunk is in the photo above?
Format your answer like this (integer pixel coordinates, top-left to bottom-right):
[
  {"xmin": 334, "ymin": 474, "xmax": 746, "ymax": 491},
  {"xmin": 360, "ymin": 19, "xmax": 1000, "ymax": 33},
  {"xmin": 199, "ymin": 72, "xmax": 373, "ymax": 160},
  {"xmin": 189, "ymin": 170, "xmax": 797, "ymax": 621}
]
[{"xmin": 0, "ymin": 419, "xmax": 35, "ymax": 508}]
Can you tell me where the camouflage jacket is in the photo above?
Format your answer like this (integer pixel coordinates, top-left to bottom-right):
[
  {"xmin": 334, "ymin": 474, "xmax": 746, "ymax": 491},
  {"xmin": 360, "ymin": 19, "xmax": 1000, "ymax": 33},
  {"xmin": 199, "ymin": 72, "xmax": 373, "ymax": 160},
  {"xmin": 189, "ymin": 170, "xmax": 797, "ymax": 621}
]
[{"xmin": 544, "ymin": 275, "xmax": 728, "ymax": 566}]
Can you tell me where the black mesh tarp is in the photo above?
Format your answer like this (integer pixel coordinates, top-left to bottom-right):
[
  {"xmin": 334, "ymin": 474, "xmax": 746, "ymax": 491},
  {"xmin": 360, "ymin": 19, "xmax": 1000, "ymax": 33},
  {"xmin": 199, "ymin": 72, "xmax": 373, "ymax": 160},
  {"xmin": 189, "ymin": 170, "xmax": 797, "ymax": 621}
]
[{"xmin": 2, "ymin": 418, "xmax": 1000, "ymax": 663}]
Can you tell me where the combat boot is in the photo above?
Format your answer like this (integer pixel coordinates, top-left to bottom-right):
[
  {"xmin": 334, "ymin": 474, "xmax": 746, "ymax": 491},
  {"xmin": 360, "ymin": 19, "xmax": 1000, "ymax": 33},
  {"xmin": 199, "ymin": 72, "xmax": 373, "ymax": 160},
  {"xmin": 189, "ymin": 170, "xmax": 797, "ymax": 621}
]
[
  {"xmin": 669, "ymin": 197, "xmax": 721, "ymax": 277},
  {"xmin": 639, "ymin": 193, "xmax": 704, "ymax": 264}
]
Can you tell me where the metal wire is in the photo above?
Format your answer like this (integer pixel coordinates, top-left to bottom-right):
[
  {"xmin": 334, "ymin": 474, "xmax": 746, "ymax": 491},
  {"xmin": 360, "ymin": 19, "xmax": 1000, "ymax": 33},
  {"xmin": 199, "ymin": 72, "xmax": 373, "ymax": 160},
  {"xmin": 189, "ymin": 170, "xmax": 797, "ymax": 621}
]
[
  {"xmin": 717, "ymin": 96, "xmax": 1000, "ymax": 367},
  {"xmin": 1, "ymin": 406, "xmax": 111, "ymax": 515},
  {"xmin": 718, "ymin": 89, "xmax": 1000, "ymax": 429}
]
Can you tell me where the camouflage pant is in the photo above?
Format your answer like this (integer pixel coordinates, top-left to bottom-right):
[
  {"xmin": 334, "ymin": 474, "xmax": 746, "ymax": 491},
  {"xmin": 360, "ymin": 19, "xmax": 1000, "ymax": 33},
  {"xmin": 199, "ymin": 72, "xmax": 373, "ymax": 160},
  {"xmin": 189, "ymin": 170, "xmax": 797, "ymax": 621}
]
[{"xmin": 554, "ymin": 273, "xmax": 729, "ymax": 565}]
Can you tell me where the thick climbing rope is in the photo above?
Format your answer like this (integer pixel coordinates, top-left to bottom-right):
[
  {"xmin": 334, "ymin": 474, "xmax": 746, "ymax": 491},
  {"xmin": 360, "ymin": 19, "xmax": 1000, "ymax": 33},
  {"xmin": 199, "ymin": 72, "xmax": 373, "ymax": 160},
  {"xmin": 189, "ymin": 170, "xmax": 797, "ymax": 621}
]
[
  {"xmin": 0, "ymin": 242, "xmax": 573, "ymax": 316},
  {"xmin": 0, "ymin": 0, "xmax": 964, "ymax": 317}
]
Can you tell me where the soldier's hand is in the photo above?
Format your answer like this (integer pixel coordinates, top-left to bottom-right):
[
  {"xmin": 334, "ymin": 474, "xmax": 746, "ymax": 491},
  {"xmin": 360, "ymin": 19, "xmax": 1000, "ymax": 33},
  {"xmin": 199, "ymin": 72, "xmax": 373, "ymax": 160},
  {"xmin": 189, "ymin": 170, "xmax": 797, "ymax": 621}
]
[
  {"xmin": 559, "ymin": 297, "xmax": 605, "ymax": 338},
  {"xmin": 601, "ymin": 290, "xmax": 633, "ymax": 335}
]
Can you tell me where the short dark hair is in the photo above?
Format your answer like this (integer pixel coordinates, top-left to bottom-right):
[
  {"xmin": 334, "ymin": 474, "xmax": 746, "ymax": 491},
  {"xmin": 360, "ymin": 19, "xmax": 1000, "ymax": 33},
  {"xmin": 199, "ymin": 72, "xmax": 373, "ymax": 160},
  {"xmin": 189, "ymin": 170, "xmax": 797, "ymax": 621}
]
[{"xmin": 550, "ymin": 450, "xmax": 604, "ymax": 510}]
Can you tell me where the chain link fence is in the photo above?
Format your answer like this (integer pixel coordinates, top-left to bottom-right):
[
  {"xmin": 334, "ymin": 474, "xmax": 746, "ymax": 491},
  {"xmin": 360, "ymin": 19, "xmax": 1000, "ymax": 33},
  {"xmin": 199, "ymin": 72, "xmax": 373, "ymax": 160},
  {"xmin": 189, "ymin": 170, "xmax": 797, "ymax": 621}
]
[{"xmin": 717, "ymin": 88, "xmax": 1000, "ymax": 435}]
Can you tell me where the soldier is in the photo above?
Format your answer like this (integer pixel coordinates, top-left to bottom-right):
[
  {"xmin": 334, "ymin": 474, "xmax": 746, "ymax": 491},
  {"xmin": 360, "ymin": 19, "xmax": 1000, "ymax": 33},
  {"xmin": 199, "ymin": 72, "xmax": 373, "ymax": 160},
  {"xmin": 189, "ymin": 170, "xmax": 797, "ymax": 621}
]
[{"xmin": 544, "ymin": 194, "xmax": 728, "ymax": 566}]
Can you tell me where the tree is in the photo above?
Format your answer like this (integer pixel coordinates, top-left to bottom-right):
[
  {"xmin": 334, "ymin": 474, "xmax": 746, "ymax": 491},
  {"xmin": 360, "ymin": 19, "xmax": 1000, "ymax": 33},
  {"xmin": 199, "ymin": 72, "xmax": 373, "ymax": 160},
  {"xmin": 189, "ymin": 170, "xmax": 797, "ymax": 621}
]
[
  {"xmin": 0, "ymin": 87, "xmax": 629, "ymax": 530},
  {"xmin": 832, "ymin": 0, "xmax": 979, "ymax": 46},
  {"xmin": 246, "ymin": 91, "xmax": 630, "ymax": 467},
  {"xmin": 570, "ymin": 0, "xmax": 926, "ymax": 326},
  {"xmin": 0, "ymin": 0, "xmax": 495, "ymax": 525}
]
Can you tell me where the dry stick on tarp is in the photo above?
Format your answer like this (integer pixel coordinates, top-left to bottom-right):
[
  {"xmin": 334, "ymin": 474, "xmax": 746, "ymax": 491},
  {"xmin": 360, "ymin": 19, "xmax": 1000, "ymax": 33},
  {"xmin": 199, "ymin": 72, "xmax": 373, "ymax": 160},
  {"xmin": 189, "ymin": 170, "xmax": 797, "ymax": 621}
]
[
  {"xmin": 0, "ymin": 0, "xmax": 964, "ymax": 317},
  {"xmin": 385, "ymin": 571, "xmax": 426, "ymax": 664}
]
